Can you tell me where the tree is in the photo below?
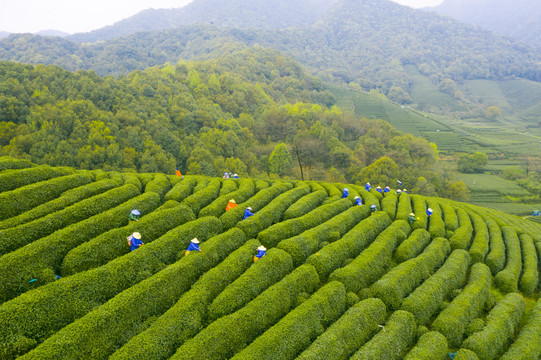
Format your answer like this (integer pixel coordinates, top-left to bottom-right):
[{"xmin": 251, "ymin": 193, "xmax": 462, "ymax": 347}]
[
  {"xmin": 457, "ymin": 152, "xmax": 488, "ymax": 173},
  {"xmin": 355, "ymin": 156, "xmax": 400, "ymax": 185},
  {"xmin": 268, "ymin": 143, "xmax": 292, "ymax": 176},
  {"xmin": 485, "ymin": 106, "xmax": 502, "ymax": 120}
]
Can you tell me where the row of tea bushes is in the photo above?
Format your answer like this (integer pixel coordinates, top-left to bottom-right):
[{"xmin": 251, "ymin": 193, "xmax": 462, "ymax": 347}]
[
  {"xmin": 494, "ymin": 226, "xmax": 522, "ymax": 293},
  {"xmin": 199, "ymin": 179, "xmax": 255, "ymax": 218},
  {"xmin": 394, "ymin": 229, "xmax": 431, "ymax": 263},
  {"xmin": 283, "ymin": 189, "xmax": 328, "ymax": 220},
  {"xmin": 404, "ymin": 331, "xmax": 448, "ymax": 360},
  {"xmin": 500, "ymin": 296, "xmax": 541, "ymax": 359},
  {"xmin": 0, "ymin": 165, "xmax": 73, "ymax": 192}
]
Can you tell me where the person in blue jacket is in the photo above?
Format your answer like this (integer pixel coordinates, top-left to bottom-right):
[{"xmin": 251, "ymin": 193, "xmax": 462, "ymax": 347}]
[
  {"xmin": 365, "ymin": 182, "xmax": 372, "ymax": 191},
  {"xmin": 127, "ymin": 232, "xmax": 143, "ymax": 251},
  {"xmin": 426, "ymin": 207, "xmax": 433, "ymax": 227},
  {"xmin": 185, "ymin": 238, "xmax": 201, "ymax": 256},
  {"xmin": 254, "ymin": 245, "xmax": 266, "ymax": 262},
  {"xmin": 376, "ymin": 186, "xmax": 382, "ymax": 193},
  {"xmin": 243, "ymin": 207, "xmax": 254, "ymax": 220},
  {"xmin": 342, "ymin": 188, "xmax": 349, "ymax": 198},
  {"xmin": 384, "ymin": 186, "xmax": 390, "ymax": 193},
  {"xmin": 354, "ymin": 196, "xmax": 363, "ymax": 206}
]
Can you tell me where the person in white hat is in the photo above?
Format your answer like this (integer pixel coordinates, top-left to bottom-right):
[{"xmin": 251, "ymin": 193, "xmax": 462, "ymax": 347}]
[
  {"xmin": 354, "ymin": 196, "xmax": 362, "ymax": 206},
  {"xmin": 408, "ymin": 213, "xmax": 417, "ymax": 226},
  {"xmin": 185, "ymin": 238, "xmax": 201, "ymax": 256},
  {"xmin": 243, "ymin": 206, "xmax": 254, "ymax": 220},
  {"xmin": 127, "ymin": 232, "xmax": 143, "ymax": 251},
  {"xmin": 254, "ymin": 245, "xmax": 266, "ymax": 262},
  {"xmin": 342, "ymin": 188, "xmax": 349, "ymax": 198}
]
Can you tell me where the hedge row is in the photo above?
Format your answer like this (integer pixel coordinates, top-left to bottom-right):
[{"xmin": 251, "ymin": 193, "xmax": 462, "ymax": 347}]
[
  {"xmin": 395, "ymin": 192, "xmax": 413, "ymax": 222},
  {"xmin": 0, "ymin": 156, "xmax": 33, "ymax": 171},
  {"xmin": 255, "ymin": 179, "xmax": 270, "ymax": 191},
  {"xmin": 0, "ymin": 173, "xmax": 92, "ymax": 221},
  {"xmin": 164, "ymin": 176, "xmax": 197, "ymax": 202},
  {"xmin": 181, "ymin": 179, "xmax": 221, "ymax": 215},
  {"xmin": 404, "ymin": 331, "xmax": 448, "ymax": 360},
  {"xmin": 449, "ymin": 209, "xmax": 473, "ymax": 250},
  {"xmin": 0, "ymin": 176, "xmax": 122, "ymax": 230},
  {"xmin": 237, "ymin": 184, "xmax": 311, "ymax": 239},
  {"xmin": 0, "ymin": 217, "xmax": 222, "ymax": 359},
  {"xmin": 192, "ymin": 177, "xmax": 209, "ymax": 192},
  {"xmin": 462, "ymin": 293, "xmax": 525, "ymax": 360},
  {"xmin": 170, "ymin": 264, "xmax": 319, "ymax": 360},
  {"xmin": 350, "ymin": 310, "xmax": 417, "ymax": 360},
  {"xmin": 411, "ymin": 195, "xmax": 428, "ymax": 230},
  {"xmin": 320, "ymin": 182, "xmax": 342, "ymax": 197},
  {"xmin": 328, "ymin": 220, "xmax": 411, "ymax": 293},
  {"xmin": 0, "ymin": 187, "xmax": 159, "ymax": 303},
  {"xmin": 381, "ymin": 191, "xmax": 398, "ymax": 220},
  {"xmin": 494, "ymin": 226, "xmax": 522, "ymax": 293},
  {"xmin": 297, "ymin": 298, "xmax": 387, "ymax": 360},
  {"xmin": 0, "ymin": 183, "xmax": 142, "ymax": 256},
  {"xmin": 277, "ymin": 205, "xmax": 372, "ymax": 267},
  {"xmin": 372, "ymin": 237, "xmax": 451, "ymax": 310},
  {"xmin": 468, "ymin": 212, "xmax": 489, "ymax": 263},
  {"xmin": 144, "ymin": 173, "xmax": 171, "ymax": 200},
  {"xmin": 518, "ymin": 233, "xmax": 539, "ymax": 296},
  {"xmin": 454, "ymin": 349, "xmax": 480, "ymax": 360},
  {"xmin": 219, "ymin": 178, "xmax": 238, "ymax": 195},
  {"xmin": 231, "ymin": 281, "xmax": 347, "ymax": 360},
  {"xmin": 500, "ymin": 297, "xmax": 541, "ymax": 360},
  {"xmin": 283, "ymin": 189, "xmax": 327, "ymax": 220},
  {"xmin": 308, "ymin": 181, "xmax": 325, "ymax": 192},
  {"xmin": 440, "ymin": 201, "xmax": 459, "ymax": 231},
  {"xmin": 257, "ymin": 197, "xmax": 351, "ymax": 249},
  {"xmin": 208, "ymin": 248, "xmax": 294, "ymax": 321},
  {"xmin": 220, "ymin": 181, "xmax": 293, "ymax": 230},
  {"xmin": 306, "ymin": 212, "xmax": 391, "ymax": 281},
  {"xmin": 394, "ymin": 229, "xmax": 432, "ymax": 263},
  {"xmin": 136, "ymin": 173, "xmax": 155, "ymax": 187},
  {"xmin": 426, "ymin": 201, "xmax": 446, "ymax": 238},
  {"xmin": 22, "ymin": 228, "xmax": 247, "ymax": 360},
  {"xmin": 61, "ymin": 204, "xmax": 196, "ymax": 275},
  {"xmin": 351, "ymin": 185, "xmax": 380, "ymax": 210},
  {"xmin": 120, "ymin": 172, "xmax": 143, "ymax": 191},
  {"xmin": 0, "ymin": 165, "xmax": 73, "ymax": 193},
  {"xmin": 199, "ymin": 179, "xmax": 255, "ymax": 218},
  {"xmin": 401, "ymin": 249, "xmax": 470, "ymax": 325},
  {"xmin": 110, "ymin": 239, "xmax": 260, "ymax": 360},
  {"xmin": 431, "ymin": 263, "xmax": 492, "ymax": 348},
  {"xmin": 484, "ymin": 218, "xmax": 505, "ymax": 274}
]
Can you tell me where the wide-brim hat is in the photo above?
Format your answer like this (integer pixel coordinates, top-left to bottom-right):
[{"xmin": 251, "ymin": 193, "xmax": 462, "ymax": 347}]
[
  {"xmin": 258, "ymin": 246, "xmax": 266, "ymax": 251},
  {"xmin": 133, "ymin": 232, "xmax": 141, "ymax": 239},
  {"xmin": 191, "ymin": 238, "xmax": 199, "ymax": 244},
  {"xmin": 230, "ymin": 199, "xmax": 236, "ymax": 203},
  {"xmin": 409, "ymin": 213, "xmax": 415, "ymax": 216},
  {"xmin": 247, "ymin": 207, "xmax": 253, "ymax": 211},
  {"xmin": 131, "ymin": 209, "xmax": 140, "ymax": 216},
  {"xmin": 344, "ymin": 188, "xmax": 349, "ymax": 191},
  {"xmin": 355, "ymin": 196, "xmax": 360, "ymax": 199}
]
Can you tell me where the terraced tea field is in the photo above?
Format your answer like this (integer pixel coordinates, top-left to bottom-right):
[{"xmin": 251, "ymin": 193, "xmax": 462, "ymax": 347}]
[{"xmin": 0, "ymin": 156, "xmax": 540, "ymax": 360}]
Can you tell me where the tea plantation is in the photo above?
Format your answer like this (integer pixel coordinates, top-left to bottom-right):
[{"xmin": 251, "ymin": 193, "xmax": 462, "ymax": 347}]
[{"xmin": 0, "ymin": 156, "xmax": 540, "ymax": 360}]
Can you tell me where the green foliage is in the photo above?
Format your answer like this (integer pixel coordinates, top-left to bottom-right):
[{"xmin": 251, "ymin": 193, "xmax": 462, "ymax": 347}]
[
  {"xmin": 181, "ymin": 179, "xmax": 221, "ymax": 215},
  {"xmin": 0, "ymin": 165, "xmax": 73, "ymax": 192},
  {"xmin": 199, "ymin": 178, "xmax": 255, "ymax": 217},
  {"xmin": 462, "ymin": 293, "xmax": 525, "ymax": 360},
  {"xmin": 484, "ymin": 219, "xmax": 505, "ymax": 274},
  {"xmin": 449, "ymin": 209, "xmax": 474, "ymax": 250},
  {"xmin": 164, "ymin": 177, "xmax": 197, "ymax": 202},
  {"xmin": 0, "ymin": 156, "xmax": 33, "ymax": 170},
  {"xmin": 518, "ymin": 234, "xmax": 539, "ymax": 296},
  {"xmin": 404, "ymin": 331, "xmax": 448, "ymax": 360},
  {"xmin": 268, "ymin": 143, "xmax": 293, "ymax": 176},
  {"xmin": 494, "ymin": 226, "xmax": 522, "ymax": 293},
  {"xmin": 283, "ymin": 189, "xmax": 327, "ymax": 220},
  {"xmin": 500, "ymin": 297, "xmax": 541, "ymax": 360},
  {"xmin": 144, "ymin": 173, "xmax": 171, "ymax": 200},
  {"xmin": 458, "ymin": 152, "xmax": 489, "ymax": 173},
  {"xmin": 394, "ymin": 229, "xmax": 431, "ymax": 263},
  {"xmin": 350, "ymin": 310, "xmax": 417, "ymax": 360},
  {"xmin": 297, "ymin": 298, "xmax": 387, "ymax": 360},
  {"xmin": 454, "ymin": 349, "xmax": 480, "ymax": 360},
  {"xmin": 468, "ymin": 212, "xmax": 489, "ymax": 263},
  {"xmin": 381, "ymin": 191, "xmax": 398, "ymax": 220}
]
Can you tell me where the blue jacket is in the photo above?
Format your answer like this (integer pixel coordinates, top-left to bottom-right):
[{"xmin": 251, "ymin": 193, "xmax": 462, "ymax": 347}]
[
  {"xmin": 365, "ymin": 184, "xmax": 372, "ymax": 191},
  {"xmin": 243, "ymin": 209, "xmax": 254, "ymax": 220},
  {"xmin": 130, "ymin": 236, "xmax": 143, "ymax": 251},
  {"xmin": 255, "ymin": 250, "xmax": 266, "ymax": 259},
  {"xmin": 342, "ymin": 189, "xmax": 349, "ymax": 198},
  {"xmin": 354, "ymin": 198, "xmax": 363, "ymax": 206},
  {"xmin": 426, "ymin": 209, "xmax": 433, "ymax": 216},
  {"xmin": 187, "ymin": 242, "xmax": 200, "ymax": 252}
]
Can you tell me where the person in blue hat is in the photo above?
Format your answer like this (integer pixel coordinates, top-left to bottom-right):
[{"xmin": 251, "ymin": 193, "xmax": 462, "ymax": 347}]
[
  {"xmin": 128, "ymin": 209, "xmax": 141, "ymax": 222},
  {"xmin": 127, "ymin": 232, "xmax": 143, "ymax": 251},
  {"xmin": 342, "ymin": 188, "xmax": 349, "ymax": 198},
  {"xmin": 243, "ymin": 207, "xmax": 254, "ymax": 220},
  {"xmin": 254, "ymin": 246, "xmax": 266, "ymax": 262},
  {"xmin": 354, "ymin": 196, "xmax": 363, "ymax": 206},
  {"xmin": 185, "ymin": 238, "xmax": 201, "ymax": 256}
]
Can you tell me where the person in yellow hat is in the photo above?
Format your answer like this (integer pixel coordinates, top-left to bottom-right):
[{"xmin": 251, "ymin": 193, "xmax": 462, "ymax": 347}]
[
  {"xmin": 185, "ymin": 238, "xmax": 201, "ymax": 256},
  {"xmin": 127, "ymin": 232, "xmax": 143, "ymax": 251},
  {"xmin": 254, "ymin": 245, "xmax": 266, "ymax": 262},
  {"xmin": 225, "ymin": 199, "xmax": 238, "ymax": 211}
]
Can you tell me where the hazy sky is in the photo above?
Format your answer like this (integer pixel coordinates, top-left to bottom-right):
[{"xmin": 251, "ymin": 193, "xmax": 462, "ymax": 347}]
[{"xmin": 1, "ymin": 0, "xmax": 444, "ymax": 34}]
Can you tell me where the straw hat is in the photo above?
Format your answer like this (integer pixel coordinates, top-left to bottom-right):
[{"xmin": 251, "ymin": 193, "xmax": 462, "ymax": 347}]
[
  {"xmin": 409, "ymin": 213, "xmax": 415, "ymax": 216},
  {"xmin": 258, "ymin": 246, "xmax": 266, "ymax": 251},
  {"xmin": 230, "ymin": 199, "xmax": 236, "ymax": 203},
  {"xmin": 344, "ymin": 188, "xmax": 349, "ymax": 191},
  {"xmin": 355, "ymin": 196, "xmax": 360, "ymax": 199},
  {"xmin": 133, "ymin": 232, "xmax": 141, "ymax": 239},
  {"xmin": 191, "ymin": 238, "xmax": 199, "ymax": 244},
  {"xmin": 131, "ymin": 209, "xmax": 140, "ymax": 216}
]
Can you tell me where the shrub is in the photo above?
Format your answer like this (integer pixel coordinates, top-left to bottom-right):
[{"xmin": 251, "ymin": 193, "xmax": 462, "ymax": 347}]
[
  {"xmin": 255, "ymin": 179, "xmax": 270, "ymax": 191},
  {"xmin": 257, "ymin": 197, "xmax": 351, "ymax": 248},
  {"xmin": 0, "ymin": 183, "xmax": 143, "ymax": 256},
  {"xmin": 468, "ymin": 212, "xmax": 489, "ymax": 263},
  {"xmin": 144, "ymin": 173, "xmax": 171, "ymax": 200},
  {"xmin": 208, "ymin": 248, "xmax": 294, "ymax": 321},
  {"xmin": 306, "ymin": 212, "xmax": 391, "ymax": 280},
  {"xmin": 449, "ymin": 209, "xmax": 473, "ymax": 250},
  {"xmin": 404, "ymin": 331, "xmax": 448, "ymax": 360},
  {"xmin": 394, "ymin": 229, "xmax": 432, "ymax": 263},
  {"xmin": 0, "ymin": 217, "xmax": 222, "ymax": 359},
  {"xmin": 0, "ymin": 156, "xmax": 33, "ymax": 171},
  {"xmin": 231, "ymin": 282, "xmax": 346, "ymax": 360},
  {"xmin": 22, "ymin": 228, "xmax": 247, "ymax": 360},
  {"xmin": 0, "ymin": 165, "xmax": 73, "ymax": 193},
  {"xmin": 283, "ymin": 189, "xmax": 327, "ymax": 220},
  {"xmin": 351, "ymin": 185, "xmax": 381, "ymax": 210},
  {"xmin": 401, "ymin": 249, "xmax": 471, "ymax": 325},
  {"xmin": 350, "ymin": 310, "xmax": 417, "ymax": 360},
  {"xmin": 236, "ymin": 184, "xmax": 311, "ymax": 239},
  {"xmin": 484, "ymin": 219, "xmax": 505, "ymax": 274},
  {"xmin": 219, "ymin": 179, "xmax": 238, "ymax": 196},
  {"xmin": 136, "ymin": 173, "xmax": 155, "ymax": 187},
  {"xmin": 328, "ymin": 220, "xmax": 411, "ymax": 293},
  {"xmin": 199, "ymin": 179, "xmax": 255, "ymax": 218},
  {"xmin": 431, "ymin": 263, "xmax": 492, "ymax": 348},
  {"xmin": 440, "ymin": 201, "xmax": 459, "ymax": 231},
  {"xmin": 181, "ymin": 179, "xmax": 221, "ymax": 215},
  {"xmin": 61, "ymin": 204, "xmax": 196, "ymax": 275},
  {"xmin": 462, "ymin": 293, "xmax": 525, "ymax": 360},
  {"xmin": 277, "ymin": 205, "xmax": 372, "ymax": 267},
  {"xmin": 395, "ymin": 192, "xmax": 413, "ymax": 222},
  {"xmin": 0, "ymin": 177, "xmax": 122, "ymax": 230},
  {"xmin": 121, "ymin": 172, "xmax": 142, "ymax": 191},
  {"xmin": 518, "ymin": 234, "xmax": 538, "ymax": 296},
  {"xmin": 169, "ymin": 265, "xmax": 319, "ymax": 360},
  {"xmin": 0, "ymin": 173, "xmax": 92, "ymax": 221},
  {"xmin": 109, "ymin": 239, "xmax": 261, "ymax": 360},
  {"xmin": 494, "ymin": 226, "xmax": 522, "ymax": 293},
  {"xmin": 297, "ymin": 298, "xmax": 387, "ymax": 360},
  {"xmin": 164, "ymin": 177, "xmax": 197, "ymax": 202},
  {"xmin": 426, "ymin": 200, "xmax": 446, "ymax": 238},
  {"xmin": 411, "ymin": 195, "xmax": 428, "ymax": 230},
  {"xmin": 381, "ymin": 192, "xmax": 397, "ymax": 220},
  {"xmin": 372, "ymin": 237, "xmax": 451, "ymax": 310},
  {"xmin": 454, "ymin": 349, "xmax": 480, "ymax": 360},
  {"xmin": 500, "ymin": 297, "xmax": 541, "ymax": 360},
  {"xmin": 320, "ymin": 182, "xmax": 342, "ymax": 197},
  {"xmin": 0, "ymin": 188, "xmax": 161, "ymax": 303}
]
